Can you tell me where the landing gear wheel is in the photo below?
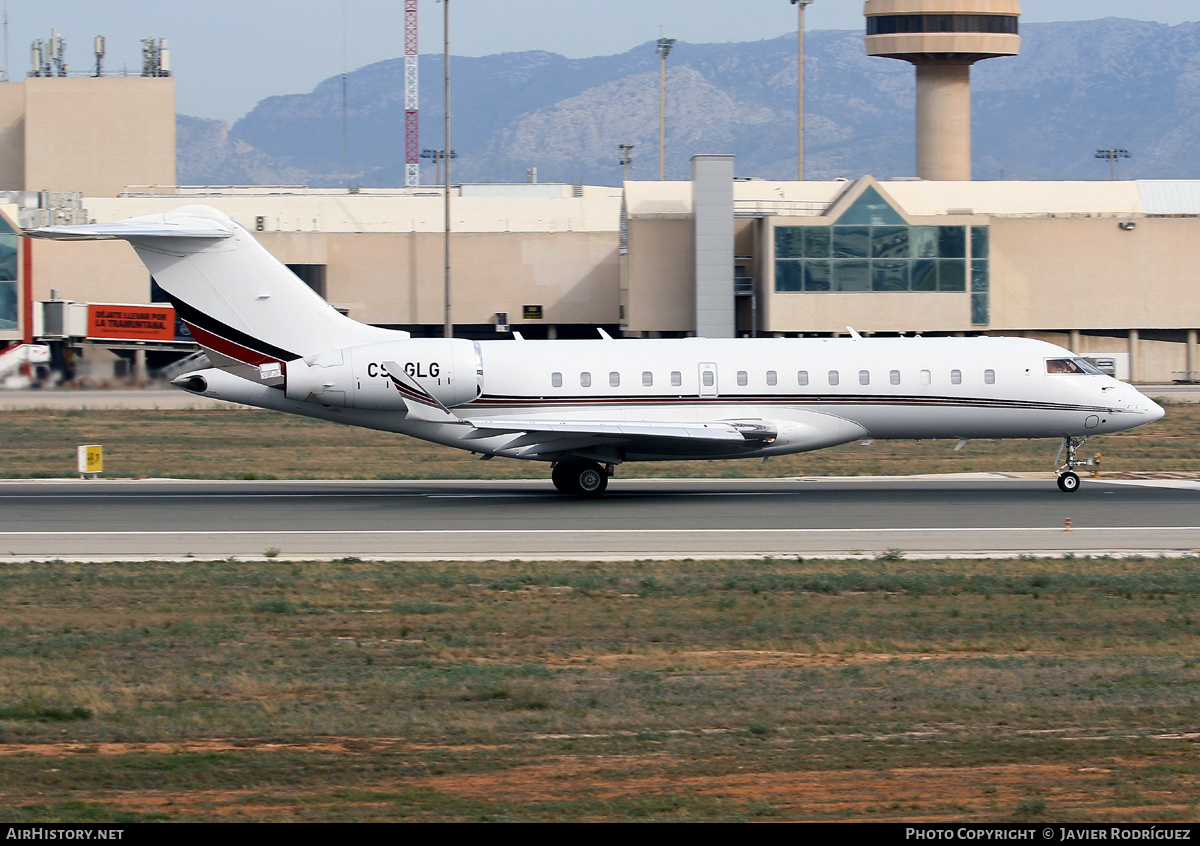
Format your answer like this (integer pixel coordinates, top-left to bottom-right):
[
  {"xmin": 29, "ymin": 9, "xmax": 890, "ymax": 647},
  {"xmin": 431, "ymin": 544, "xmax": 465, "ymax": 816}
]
[
  {"xmin": 1057, "ymin": 471, "xmax": 1081, "ymax": 493},
  {"xmin": 551, "ymin": 460, "xmax": 609, "ymax": 498},
  {"xmin": 551, "ymin": 462, "xmax": 576, "ymax": 495}
]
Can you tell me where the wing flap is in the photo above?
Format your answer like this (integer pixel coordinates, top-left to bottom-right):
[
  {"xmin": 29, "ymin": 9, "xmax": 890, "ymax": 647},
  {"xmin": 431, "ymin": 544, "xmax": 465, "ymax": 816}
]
[
  {"xmin": 465, "ymin": 418, "xmax": 775, "ymax": 444},
  {"xmin": 465, "ymin": 418, "xmax": 778, "ymax": 460}
]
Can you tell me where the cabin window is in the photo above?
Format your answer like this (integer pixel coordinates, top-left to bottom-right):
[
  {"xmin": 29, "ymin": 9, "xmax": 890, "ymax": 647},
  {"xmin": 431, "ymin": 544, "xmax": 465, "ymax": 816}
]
[
  {"xmin": 766, "ymin": 370, "xmax": 778, "ymax": 387},
  {"xmin": 642, "ymin": 371, "xmax": 653, "ymax": 387},
  {"xmin": 580, "ymin": 372, "xmax": 592, "ymax": 388},
  {"xmin": 951, "ymin": 369, "xmax": 962, "ymax": 385},
  {"xmin": 859, "ymin": 370, "xmax": 870, "ymax": 386},
  {"xmin": 984, "ymin": 369, "xmax": 996, "ymax": 385},
  {"xmin": 920, "ymin": 369, "xmax": 931, "ymax": 386},
  {"xmin": 702, "ymin": 371, "xmax": 715, "ymax": 388},
  {"xmin": 671, "ymin": 371, "xmax": 682, "ymax": 387},
  {"xmin": 737, "ymin": 371, "xmax": 748, "ymax": 387},
  {"xmin": 798, "ymin": 371, "xmax": 809, "ymax": 386},
  {"xmin": 890, "ymin": 370, "xmax": 901, "ymax": 386},
  {"xmin": 609, "ymin": 371, "xmax": 621, "ymax": 387},
  {"xmin": 828, "ymin": 370, "xmax": 840, "ymax": 386},
  {"xmin": 551, "ymin": 372, "xmax": 562, "ymax": 388}
]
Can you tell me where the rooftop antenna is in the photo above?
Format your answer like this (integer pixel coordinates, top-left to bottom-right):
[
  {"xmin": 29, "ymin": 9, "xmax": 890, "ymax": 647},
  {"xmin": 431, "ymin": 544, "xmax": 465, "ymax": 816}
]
[
  {"xmin": 49, "ymin": 28, "xmax": 66, "ymax": 76},
  {"xmin": 140, "ymin": 37, "xmax": 170, "ymax": 77}
]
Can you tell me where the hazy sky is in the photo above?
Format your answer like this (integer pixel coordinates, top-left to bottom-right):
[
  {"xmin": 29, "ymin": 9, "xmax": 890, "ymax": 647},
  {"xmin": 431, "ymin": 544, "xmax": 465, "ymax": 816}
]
[{"xmin": 9, "ymin": 1, "xmax": 1199, "ymax": 123}]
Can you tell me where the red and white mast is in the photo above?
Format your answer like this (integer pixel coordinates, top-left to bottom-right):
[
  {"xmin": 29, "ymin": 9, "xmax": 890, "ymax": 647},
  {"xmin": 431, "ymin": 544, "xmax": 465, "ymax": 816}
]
[{"xmin": 404, "ymin": 0, "xmax": 419, "ymax": 187}]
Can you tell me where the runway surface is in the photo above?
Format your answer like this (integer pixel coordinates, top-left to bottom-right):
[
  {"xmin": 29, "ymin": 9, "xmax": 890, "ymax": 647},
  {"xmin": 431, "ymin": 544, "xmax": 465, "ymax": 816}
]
[{"xmin": 2, "ymin": 474, "xmax": 1198, "ymax": 561}]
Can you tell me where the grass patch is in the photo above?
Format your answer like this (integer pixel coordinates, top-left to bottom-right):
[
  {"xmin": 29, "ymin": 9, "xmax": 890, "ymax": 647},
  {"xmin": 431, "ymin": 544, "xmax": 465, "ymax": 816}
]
[
  {"xmin": 0, "ymin": 404, "xmax": 1194, "ymax": 479},
  {"xmin": 0, "ymin": 557, "xmax": 1199, "ymax": 821},
  {"xmin": 0, "ymin": 704, "xmax": 92, "ymax": 722}
]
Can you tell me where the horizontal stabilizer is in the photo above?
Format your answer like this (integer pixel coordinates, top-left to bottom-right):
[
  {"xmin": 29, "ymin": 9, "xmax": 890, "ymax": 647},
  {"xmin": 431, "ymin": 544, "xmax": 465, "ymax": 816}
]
[{"xmin": 26, "ymin": 216, "xmax": 234, "ymax": 241}]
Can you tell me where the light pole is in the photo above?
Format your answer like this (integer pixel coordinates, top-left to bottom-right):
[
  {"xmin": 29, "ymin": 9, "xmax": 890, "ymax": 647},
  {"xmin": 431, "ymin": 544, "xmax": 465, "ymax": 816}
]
[
  {"xmin": 791, "ymin": 0, "xmax": 813, "ymax": 181},
  {"xmin": 656, "ymin": 37, "xmax": 675, "ymax": 181},
  {"xmin": 421, "ymin": 148, "xmax": 456, "ymax": 188},
  {"xmin": 439, "ymin": 0, "xmax": 452, "ymax": 339},
  {"xmin": 1095, "ymin": 148, "xmax": 1131, "ymax": 181},
  {"xmin": 619, "ymin": 143, "xmax": 634, "ymax": 183}
]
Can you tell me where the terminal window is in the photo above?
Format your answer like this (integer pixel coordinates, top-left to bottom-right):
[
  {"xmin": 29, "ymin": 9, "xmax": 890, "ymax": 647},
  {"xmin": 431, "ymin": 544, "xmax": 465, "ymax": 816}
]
[
  {"xmin": 774, "ymin": 188, "xmax": 990, "ymax": 326},
  {"xmin": 0, "ymin": 225, "xmax": 16, "ymax": 331}
]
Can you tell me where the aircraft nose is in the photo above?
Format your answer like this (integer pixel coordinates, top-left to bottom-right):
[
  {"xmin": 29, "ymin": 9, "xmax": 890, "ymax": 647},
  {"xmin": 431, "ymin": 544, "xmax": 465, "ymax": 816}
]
[{"xmin": 1144, "ymin": 397, "xmax": 1166, "ymax": 422}]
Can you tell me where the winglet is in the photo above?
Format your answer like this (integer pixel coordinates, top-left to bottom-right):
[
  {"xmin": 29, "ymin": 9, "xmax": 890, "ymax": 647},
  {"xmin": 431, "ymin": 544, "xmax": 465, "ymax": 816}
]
[{"xmin": 846, "ymin": 326, "xmax": 863, "ymax": 340}]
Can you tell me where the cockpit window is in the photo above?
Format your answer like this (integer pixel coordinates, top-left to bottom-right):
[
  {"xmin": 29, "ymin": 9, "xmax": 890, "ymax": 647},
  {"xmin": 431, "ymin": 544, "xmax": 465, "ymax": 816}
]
[{"xmin": 1046, "ymin": 358, "xmax": 1102, "ymax": 375}]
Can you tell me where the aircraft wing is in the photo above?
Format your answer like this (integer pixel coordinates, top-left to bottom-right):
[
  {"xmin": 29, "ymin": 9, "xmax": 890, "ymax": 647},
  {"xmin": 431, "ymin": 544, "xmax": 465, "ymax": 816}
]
[{"xmin": 462, "ymin": 417, "xmax": 777, "ymax": 459}]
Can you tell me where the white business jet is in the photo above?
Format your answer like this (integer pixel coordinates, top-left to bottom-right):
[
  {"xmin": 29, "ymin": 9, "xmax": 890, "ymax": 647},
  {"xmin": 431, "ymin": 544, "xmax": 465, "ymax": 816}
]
[{"xmin": 28, "ymin": 205, "xmax": 1164, "ymax": 497}]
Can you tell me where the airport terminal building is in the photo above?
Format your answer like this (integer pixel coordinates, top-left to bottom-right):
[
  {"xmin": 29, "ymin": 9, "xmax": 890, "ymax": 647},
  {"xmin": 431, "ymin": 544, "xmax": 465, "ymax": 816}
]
[
  {"xmin": 7, "ymin": 164, "xmax": 1199, "ymax": 383},
  {"xmin": 2, "ymin": 6, "xmax": 1199, "ymax": 383}
]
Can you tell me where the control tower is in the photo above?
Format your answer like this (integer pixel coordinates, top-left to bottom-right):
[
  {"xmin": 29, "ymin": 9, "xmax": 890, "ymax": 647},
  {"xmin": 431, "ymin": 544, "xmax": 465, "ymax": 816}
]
[{"xmin": 864, "ymin": 1, "xmax": 1020, "ymax": 181}]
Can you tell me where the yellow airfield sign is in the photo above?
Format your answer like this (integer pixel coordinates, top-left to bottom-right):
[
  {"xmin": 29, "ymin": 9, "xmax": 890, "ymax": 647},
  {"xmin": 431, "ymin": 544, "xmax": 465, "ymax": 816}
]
[{"xmin": 77, "ymin": 445, "xmax": 103, "ymax": 477}]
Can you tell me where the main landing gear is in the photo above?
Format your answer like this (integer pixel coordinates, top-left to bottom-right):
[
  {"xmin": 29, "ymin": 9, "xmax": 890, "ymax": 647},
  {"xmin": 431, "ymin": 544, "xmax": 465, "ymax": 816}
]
[
  {"xmin": 1055, "ymin": 435, "xmax": 1091, "ymax": 493},
  {"xmin": 551, "ymin": 459, "xmax": 610, "ymax": 498}
]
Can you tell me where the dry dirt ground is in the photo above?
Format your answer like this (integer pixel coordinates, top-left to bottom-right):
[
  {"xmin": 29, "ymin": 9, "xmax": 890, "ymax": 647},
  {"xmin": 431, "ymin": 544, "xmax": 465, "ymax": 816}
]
[{"xmin": 2, "ymin": 738, "xmax": 1198, "ymax": 822}]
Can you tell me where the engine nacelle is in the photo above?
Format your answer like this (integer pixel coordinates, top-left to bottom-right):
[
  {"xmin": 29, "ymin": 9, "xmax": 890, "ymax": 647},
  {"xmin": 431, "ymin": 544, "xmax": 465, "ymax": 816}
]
[{"xmin": 284, "ymin": 338, "xmax": 480, "ymax": 410}]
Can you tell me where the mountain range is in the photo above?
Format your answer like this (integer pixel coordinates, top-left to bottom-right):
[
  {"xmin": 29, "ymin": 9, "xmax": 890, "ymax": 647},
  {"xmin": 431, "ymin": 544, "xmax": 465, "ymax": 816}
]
[{"xmin": 176, "ymin": 18, "xmax": 1200, "ymax": 187}]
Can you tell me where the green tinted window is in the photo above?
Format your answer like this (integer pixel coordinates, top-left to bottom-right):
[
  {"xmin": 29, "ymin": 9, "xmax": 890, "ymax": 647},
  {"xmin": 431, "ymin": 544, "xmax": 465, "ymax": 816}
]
[
  {"xmin": 775, "ymin": 227, "xmax": 805, "ymax": 259},
  {"xmin": 911, "ymin": 259, "xmax": 937, "ymax": 291},
  {"xmin": 872, "ymin": 260, "xmax": 909, "ymax": 291},
  {"xmin": 802, "ymin": 227, "xmax": 831, "ymax": 258},
  {"xmin": 938, "ymin": 226, "xmax": 966, "ymax": 258},
  {"xmin": 0, "ymin": 234, "xmax": 16, "ymax": 330},
  {"xmin": 0, "ymin": 240, "xmax": 16, "ymax": 283},
  {"xmin": 971, "ymin": 226, "xmax": 989, "ymax": 259},
  {"xmin": 971, "ymin": 260, "xmax": 989, "ymax": 293},
  {"xmin": 872, "ymin": 226, "xmax": 908, "ymax": 258},
  {"xmin": 836, "ymin": 186, "xmax": 906, "ymax": 225},
  {"xmin": 776, "ymin": 260, "xmax": 803, "ymax": 292},
  {"xmin": 771, "ymin": 222, "xmax": 989, "ymax": 301},
  {"xmin": 832, "ymin": 226, "xmax": 869, "ymax": 259},
  {"xmin": 832, "ymin": 260, "xmax": 869, "ymax": 292},
  {"xmin": 971, "ymin": 293, "xmax": 989, "ymax": 325},
  {"xmin": 938, "ymin": 260, "xmax": 966, "ymax": 292},
  {"xmin": 804, "ymin": 261, "xmax": 831, "ymax": 292},
  {"xmin": 910, "ymin": 227, "xmax": 938, "ymax": 258}
]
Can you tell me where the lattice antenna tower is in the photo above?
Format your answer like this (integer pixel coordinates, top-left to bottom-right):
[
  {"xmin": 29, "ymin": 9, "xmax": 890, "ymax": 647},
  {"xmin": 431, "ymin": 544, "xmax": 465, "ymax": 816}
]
[{"xmin": 404, "ymin": 0, "xmax": 420, "ymax": 187}]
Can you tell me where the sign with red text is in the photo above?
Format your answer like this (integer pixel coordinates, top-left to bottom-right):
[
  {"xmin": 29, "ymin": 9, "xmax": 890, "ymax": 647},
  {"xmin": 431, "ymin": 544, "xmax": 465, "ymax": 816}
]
[{"xmin": 86, "ymin": 304, "xmax": 176, "ymax": 342}]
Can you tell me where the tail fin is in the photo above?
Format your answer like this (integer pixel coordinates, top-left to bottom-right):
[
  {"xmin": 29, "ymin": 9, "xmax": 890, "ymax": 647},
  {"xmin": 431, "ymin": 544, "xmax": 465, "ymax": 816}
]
[{"xmin": 27, "ymin": 205, "xmax": 404, "ymax": 374}]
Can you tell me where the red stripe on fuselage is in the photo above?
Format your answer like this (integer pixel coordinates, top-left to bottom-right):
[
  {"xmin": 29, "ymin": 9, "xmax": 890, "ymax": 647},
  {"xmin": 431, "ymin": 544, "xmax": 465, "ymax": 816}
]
[{"xmin": 185, "ymin": 322, "xmax": 281, "ymax": 368}]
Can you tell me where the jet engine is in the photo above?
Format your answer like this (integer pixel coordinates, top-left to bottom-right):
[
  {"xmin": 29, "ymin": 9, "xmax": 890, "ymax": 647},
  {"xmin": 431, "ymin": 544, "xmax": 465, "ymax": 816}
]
[{"xmin": 284, "ymin": 338, "xmax": 480, "ymax": 410}]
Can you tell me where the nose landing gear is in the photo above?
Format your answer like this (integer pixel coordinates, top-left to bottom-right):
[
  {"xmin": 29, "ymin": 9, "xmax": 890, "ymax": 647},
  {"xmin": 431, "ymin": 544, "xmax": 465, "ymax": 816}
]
[{"xmin": 1054, "ymin": 435, "xmax": 1092, "ymax": 493}]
